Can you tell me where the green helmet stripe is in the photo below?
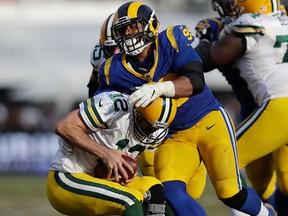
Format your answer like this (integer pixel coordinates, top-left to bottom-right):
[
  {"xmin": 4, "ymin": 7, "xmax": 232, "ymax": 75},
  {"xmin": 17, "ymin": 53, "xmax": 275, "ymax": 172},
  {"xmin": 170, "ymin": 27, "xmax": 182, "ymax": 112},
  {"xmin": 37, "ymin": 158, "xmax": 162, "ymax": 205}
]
[{"xmin": 159, "ymin": 98, "xmax": 172, "ymax": 124}]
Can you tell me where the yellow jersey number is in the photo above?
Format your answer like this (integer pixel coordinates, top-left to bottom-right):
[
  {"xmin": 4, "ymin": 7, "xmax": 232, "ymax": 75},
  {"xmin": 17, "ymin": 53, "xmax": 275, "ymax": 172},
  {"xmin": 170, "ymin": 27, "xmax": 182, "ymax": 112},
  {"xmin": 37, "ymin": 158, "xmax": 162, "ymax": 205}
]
[{"xmin": 180, "ymin": 25, "xmax": 193, "ymax": 41}]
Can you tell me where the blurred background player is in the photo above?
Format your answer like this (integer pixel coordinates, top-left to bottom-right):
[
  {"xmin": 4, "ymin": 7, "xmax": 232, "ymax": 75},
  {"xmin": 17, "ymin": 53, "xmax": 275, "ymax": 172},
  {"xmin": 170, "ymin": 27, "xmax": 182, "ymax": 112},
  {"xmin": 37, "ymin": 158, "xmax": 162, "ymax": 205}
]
[
  {"xmin": 194, "ymin": 1, "xmax": 288, "ymax": 215},
  {"xmin": 195, "ymin": 0, "xmax": 288, "ymax": 215},
  {"xmin": 46, "ymin": 91, "xmax": 177, "ymax": 216},
  {"xmin": 87, "ymin": 13, "xmax": 120, "ymax": 97}
]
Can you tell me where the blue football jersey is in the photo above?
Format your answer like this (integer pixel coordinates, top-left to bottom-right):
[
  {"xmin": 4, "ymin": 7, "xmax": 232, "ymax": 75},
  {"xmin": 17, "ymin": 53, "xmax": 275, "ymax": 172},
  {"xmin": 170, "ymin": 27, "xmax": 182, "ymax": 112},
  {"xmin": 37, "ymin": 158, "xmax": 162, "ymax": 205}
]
[{"xmin": 97, "ymin": 25, "xmax": 222, "ymax": 132}]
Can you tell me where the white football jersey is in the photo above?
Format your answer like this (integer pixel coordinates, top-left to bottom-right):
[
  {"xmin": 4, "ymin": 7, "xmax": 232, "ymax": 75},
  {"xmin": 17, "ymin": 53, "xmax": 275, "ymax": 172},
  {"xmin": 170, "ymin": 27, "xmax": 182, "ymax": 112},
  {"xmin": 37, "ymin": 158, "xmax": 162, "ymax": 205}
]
[
  {"xmin": 90, "ymin": 42, "xmax": 106, "ymax": 71},
  {"xmin": 220, "ymin": 13, "xmax": 288, "ymax": 105},
  {"xmin": 49, "ymin": 91, "xmax": 165, "ymax": 175}
]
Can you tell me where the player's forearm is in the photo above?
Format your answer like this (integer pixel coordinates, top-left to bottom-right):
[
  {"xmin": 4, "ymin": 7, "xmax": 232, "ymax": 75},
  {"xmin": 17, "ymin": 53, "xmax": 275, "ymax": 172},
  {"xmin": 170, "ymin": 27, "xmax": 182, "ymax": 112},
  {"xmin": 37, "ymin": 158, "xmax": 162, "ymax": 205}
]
[
  {"xmin": 55, "ymin": 110, "xmax": 109, "ymax": 159},
  {"xmin": 172, "ymin": 76, "xmax": 193, "ymax": 98},
  {"xmin": 174, "ymin": 68, "xmax": 205, "ymax": 98}
]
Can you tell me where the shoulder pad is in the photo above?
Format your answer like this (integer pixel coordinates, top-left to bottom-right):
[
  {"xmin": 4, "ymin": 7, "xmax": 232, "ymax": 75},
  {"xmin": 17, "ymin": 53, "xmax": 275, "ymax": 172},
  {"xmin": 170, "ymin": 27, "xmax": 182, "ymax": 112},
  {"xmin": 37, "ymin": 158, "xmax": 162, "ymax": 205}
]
[
  {"xmin": 165, "ymin": 25, "xmax": 195, "ymax": 51},
  {"xmin": 79, "ymin": 91, "xmax": 129, "ymax": 130},
  {"xmin": 233, "ymin": 13, "xmax": 265, "ymax": 35},
  {"xmin": 195, "ymin": 17, "xmax": 223, "ymax": 41}
]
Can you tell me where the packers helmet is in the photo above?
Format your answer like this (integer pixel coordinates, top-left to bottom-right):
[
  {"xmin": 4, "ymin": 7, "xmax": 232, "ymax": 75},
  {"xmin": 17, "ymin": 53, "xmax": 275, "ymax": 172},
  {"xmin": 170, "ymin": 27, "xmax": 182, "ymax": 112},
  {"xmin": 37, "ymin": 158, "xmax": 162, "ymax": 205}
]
[
  {"xmin": 212, "ymin": 0, "xmax": 281, "ymax": 18},
  {"xmin": 111, "ymin": 1, "xmax": 159, "ymax": 56},
  {"xmin": 235, "ymin": 0, "xmax": 281, "ymax": 16},
  {"xmin": 134, "ymin": 97, "xmax": 177, "ymax": 144},
  {"xmin": 100, "ymin": 13, "xmax": 118, "ymax": 59}
]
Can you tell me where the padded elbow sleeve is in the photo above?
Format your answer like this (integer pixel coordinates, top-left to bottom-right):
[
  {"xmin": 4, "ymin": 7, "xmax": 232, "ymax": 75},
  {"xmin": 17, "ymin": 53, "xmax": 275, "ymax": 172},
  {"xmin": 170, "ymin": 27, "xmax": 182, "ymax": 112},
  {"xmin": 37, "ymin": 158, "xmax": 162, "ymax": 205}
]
[{"xmin": 178, "ymin": 61, "xmax": 205, "ymax": 96}]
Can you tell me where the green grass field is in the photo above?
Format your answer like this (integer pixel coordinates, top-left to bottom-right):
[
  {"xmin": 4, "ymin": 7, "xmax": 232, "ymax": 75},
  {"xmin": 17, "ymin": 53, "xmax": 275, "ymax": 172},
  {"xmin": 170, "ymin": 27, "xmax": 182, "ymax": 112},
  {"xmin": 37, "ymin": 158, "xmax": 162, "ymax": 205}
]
[{"xmin": 0, "ymin": 174, "xmax": 230, "ymax": 216}]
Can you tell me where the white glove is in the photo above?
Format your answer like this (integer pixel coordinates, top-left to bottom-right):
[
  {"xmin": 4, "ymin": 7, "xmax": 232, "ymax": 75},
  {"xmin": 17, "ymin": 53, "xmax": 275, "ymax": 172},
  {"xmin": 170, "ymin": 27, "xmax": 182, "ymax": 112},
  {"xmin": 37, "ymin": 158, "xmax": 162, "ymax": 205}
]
[{"xmin": 128, "ymin": 81, "xmax": 175, "ymax": 108}]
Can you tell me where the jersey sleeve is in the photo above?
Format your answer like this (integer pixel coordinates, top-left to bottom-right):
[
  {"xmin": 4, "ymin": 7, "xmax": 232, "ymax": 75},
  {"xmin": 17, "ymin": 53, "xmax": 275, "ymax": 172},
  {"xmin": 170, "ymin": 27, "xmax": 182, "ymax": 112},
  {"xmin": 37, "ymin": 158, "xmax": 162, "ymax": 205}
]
[
  {"xmin": 195, "ymin": 17, "xmax": 224, "ymax": 42},
  {"xmin": 232, "ymin": 13, "xmax": 265, "ymax": 35},
  {"xmin": 79, "ymin": 91, "xmax": 130, "ymax": 131},
  {"xmin": 165, "ymin": 25, "xmax": 202, "ymax": 72},
  {"xmin": 219, "ymin": 13, "xmax": 265, "ymax": 51}
]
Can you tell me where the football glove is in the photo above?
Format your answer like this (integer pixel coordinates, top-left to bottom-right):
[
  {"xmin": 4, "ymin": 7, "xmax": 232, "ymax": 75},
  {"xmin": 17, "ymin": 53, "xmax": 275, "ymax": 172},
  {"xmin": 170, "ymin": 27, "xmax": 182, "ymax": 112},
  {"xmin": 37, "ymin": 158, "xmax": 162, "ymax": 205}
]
[{"xmin": 128, "ymin": 81, "xmax": 175, "ymax": 108}]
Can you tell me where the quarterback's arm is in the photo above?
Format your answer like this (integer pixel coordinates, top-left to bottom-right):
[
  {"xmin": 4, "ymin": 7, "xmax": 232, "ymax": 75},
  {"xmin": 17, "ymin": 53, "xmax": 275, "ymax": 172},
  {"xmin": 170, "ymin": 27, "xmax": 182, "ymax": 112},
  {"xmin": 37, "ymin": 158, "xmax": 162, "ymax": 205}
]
[
  {"xmin": 55, "ymin": 109, "xmax": 109, "ymax": 159},
  {"xmin": 55, "ymin": 109, "xmax": 134, "ymax": 182}
]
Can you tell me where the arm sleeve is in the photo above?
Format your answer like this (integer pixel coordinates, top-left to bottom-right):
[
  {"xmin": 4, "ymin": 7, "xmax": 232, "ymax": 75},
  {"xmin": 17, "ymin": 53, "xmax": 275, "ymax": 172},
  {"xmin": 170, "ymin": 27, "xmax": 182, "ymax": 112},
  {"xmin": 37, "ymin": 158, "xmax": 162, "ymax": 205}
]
[
  {"xmin": 178, "ymin": 61, "xmax": 205, "ymax": 95},
  {"xmin": 194, "ymin": 40, "xmax": 217, "ymax": 72}
]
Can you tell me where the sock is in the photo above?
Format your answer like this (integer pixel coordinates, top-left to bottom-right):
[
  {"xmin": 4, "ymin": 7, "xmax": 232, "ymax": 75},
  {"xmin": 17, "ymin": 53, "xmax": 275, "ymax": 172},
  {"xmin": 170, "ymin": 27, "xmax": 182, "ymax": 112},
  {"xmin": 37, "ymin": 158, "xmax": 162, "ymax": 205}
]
[
  {"xmin": 275, "ymin": 187, "xmax": 288, "ymax": 216},
  {"xmin": 123, "ymin": 201, "xmax": 144, "ymax": 216},
  {"xmin": 238, "ymin": 187, "xmax": 262, "ymax": 215},
  {"xmin": 163, "ymin": 180, "xmax": 206, "ymax": 216}
]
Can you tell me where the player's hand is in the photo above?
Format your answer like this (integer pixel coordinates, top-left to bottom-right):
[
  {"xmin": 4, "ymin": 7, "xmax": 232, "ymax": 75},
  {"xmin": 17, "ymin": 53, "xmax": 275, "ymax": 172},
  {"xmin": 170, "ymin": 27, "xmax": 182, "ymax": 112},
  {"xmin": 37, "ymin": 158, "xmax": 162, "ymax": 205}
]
[
  {"xmin": 197, "ymin": 26, "xmax": 213, "ymax": 43},
  {"xmin": 195, "ymin": 17, "xmax": 223, "ymax": 43},
  {"xmin": 101, "ymin": 150, "xmax": 133, "ymax": 182},
  {"xmin": 128, "ymin": 81, "xmax": 175, "ymax": 108},
  {"xmin": 129, "ymin": 84, "xmax": 162, "ymax": 108}
]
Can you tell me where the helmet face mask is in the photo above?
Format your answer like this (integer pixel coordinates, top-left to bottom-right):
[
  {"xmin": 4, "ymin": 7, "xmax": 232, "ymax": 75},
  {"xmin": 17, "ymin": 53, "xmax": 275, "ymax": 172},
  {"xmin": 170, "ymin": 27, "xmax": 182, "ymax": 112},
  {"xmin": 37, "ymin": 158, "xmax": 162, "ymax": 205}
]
[
  {"xmin": 212, "ymin": 0, "xmax": 242, "ymax": 18},
  {"xmin": 235, "ymin": 0, "xmax": 281, "ymax": 16},
  {"xmin": 112, "ymin": 17, "xmax": 149, "ymax": 56},
  {"xmin": 133, "ymin": 97, "xmax": 177, "ymax": 145},
  {"xmin": 134, "ymin": 112, "xmax": 168, "ymax": 145},
  {"xmin": 112, "ymin": 1, "xmax": 159, "ymax": 56}
]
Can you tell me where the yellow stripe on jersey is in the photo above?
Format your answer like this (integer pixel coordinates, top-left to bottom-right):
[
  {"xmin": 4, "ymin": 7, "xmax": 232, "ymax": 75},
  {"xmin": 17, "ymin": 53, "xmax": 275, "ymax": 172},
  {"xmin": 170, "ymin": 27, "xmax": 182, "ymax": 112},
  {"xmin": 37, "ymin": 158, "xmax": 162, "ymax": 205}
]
[
  {"xmin": 86, "ymin": 98, "xmax": 106, "ymax": 128},
  {"xmin": 166, "ymin": 26, "xmax": 179, "ymax": 52},
  {"xmin": 211, "ymin": 18, "xmax": 223, "ymax": 36},
  {"xmin": 211, "ymin": 17, "xmax": 222, "ymax": 25},
  {"xmin": 122, "ymin": 55, "xmax": 145, "ymax": 79},
  {"xmin": 175, "ymin": 98, "xmax": 189, "ymax": 107},
  {"xmin": 127, "ymin": 2, "xmax": 143, "ymax": 18},
  {"xmin": 104, "ymin": 57, "xmax": 113, "ymax": 85},
  {"xmin": 233, "ymin": 25, "xmax": 266, "ymax": 35},
  {"xmin": 122, "ymin": 39, "xmax": 158, "ymax": 82}
]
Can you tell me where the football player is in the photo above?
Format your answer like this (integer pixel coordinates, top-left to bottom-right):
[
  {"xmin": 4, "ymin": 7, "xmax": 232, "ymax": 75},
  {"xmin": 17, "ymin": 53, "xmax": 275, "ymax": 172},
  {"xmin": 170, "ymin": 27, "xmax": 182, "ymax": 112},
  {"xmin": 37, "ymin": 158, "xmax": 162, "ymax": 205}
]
[
  {"xmin": 46, "ymin": 91, "xmax": 177, "ymax": 216},
  {"xmin": 87, "ymin": 8, "xmax": 207, "ymax": 204},
  {"xmin": 96, "ymin": 1, "xmax": 276, "ymax": 215},
  {"xmin": 195, "ymin": 0, "xmax": 288, "ymax": 215},
  {"xmin": 87, "ymin": 13, "xmax": 120, "ymax": 97}
]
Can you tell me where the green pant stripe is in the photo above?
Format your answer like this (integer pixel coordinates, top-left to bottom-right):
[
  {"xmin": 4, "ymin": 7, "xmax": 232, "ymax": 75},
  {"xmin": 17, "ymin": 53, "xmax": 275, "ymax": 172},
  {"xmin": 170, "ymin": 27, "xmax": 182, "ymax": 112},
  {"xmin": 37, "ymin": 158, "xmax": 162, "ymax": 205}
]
[{"xmin": 236, "ymin": 101, "xmax": 269, "ymax": 139}]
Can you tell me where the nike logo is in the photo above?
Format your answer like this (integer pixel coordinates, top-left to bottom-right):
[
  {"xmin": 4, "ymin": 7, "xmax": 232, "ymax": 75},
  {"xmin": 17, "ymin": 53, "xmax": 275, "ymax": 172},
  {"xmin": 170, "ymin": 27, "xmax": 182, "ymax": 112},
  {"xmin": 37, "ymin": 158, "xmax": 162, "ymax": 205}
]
[
  {"xmin": 98, "ymin": 99, "xmax": 103, "ymax": 107},
  {"xmin": 206, "ymin": 124, "xmax": 216, "ymax": 130}
]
